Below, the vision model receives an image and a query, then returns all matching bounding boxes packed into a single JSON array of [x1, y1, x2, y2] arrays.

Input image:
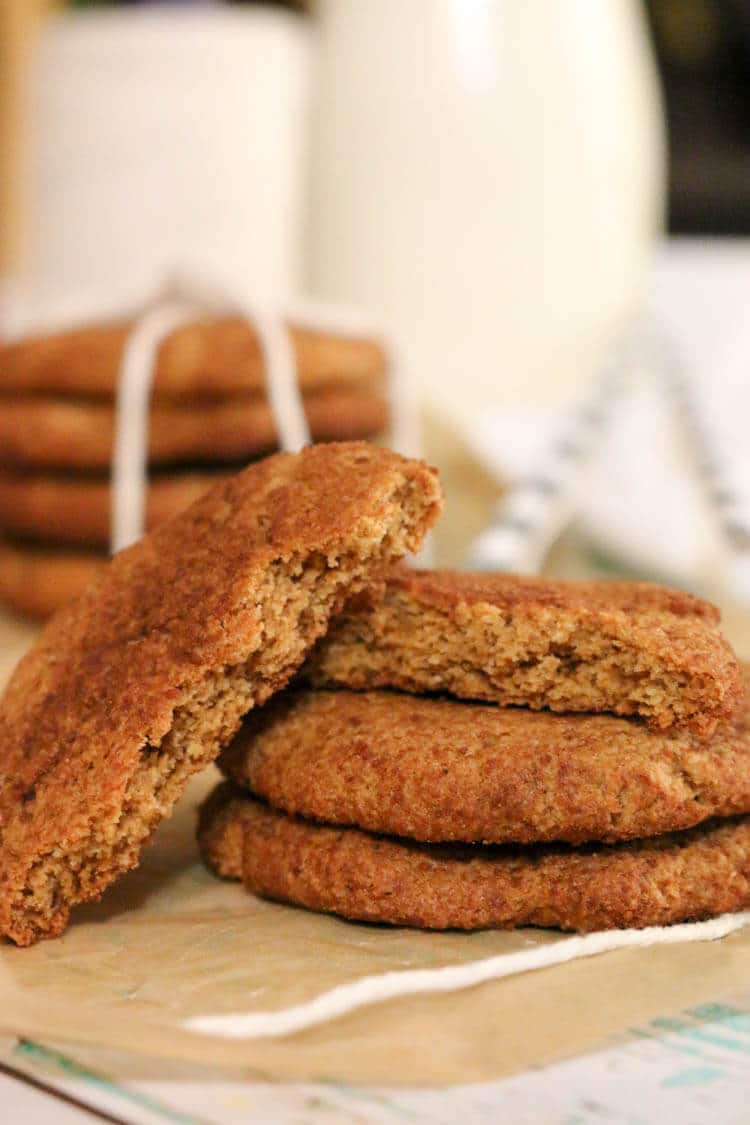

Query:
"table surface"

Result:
[[1, 992, 749, 1124]]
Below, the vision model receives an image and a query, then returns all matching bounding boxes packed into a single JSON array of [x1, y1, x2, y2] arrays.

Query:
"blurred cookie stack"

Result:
[[0, 317, 390, 619]]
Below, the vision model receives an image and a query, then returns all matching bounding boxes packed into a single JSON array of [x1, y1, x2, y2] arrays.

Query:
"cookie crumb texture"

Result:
[[219, 679, 750, 845], [199, 784, 750, 933], [0, 444, 441, 945], [308, 569, 742, 735]]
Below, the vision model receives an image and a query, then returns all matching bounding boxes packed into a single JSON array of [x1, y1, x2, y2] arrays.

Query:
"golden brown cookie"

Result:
[[198, 783, 750, 933], [0, 388, 389, 470], [307, 569, 742, 736], [198, 779, 256, 881], [0, 540, 104, 620], [0, 443, 441, 945], [0, 469, 232, 547], [0, 318, 387, 401], [219, 682, 750, 845]]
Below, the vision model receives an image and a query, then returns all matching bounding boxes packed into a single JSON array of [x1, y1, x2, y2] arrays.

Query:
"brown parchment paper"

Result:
[[2, 601, 750, 1088]]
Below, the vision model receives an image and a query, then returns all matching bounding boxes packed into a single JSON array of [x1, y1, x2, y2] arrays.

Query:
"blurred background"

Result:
[[1, 0, 750, 629]]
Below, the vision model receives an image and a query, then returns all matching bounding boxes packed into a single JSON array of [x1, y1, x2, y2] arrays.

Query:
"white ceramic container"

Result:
[[307, 0, 665, 427], [24, 7, 312, 304]]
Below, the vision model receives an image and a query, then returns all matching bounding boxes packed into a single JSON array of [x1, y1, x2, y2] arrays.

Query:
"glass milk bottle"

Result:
[[307, 0, 664, 431]]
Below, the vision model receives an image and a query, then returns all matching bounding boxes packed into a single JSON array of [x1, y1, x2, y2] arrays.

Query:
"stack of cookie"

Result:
[[0, 317, 390, 618], [200, 569, 750, 932]]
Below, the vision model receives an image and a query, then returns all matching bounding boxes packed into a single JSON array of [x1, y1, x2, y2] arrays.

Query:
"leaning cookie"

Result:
[[0, 318, 387, 400], [0, 469, 232, 547], [219, 679, 750, 845], [307, 569, 742, 736], [198, 784, 750, 933], [0, 443, 441, 945], [0, 388, 389, 470]]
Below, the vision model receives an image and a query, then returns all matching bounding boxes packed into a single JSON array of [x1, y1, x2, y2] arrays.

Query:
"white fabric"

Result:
[[468, 321, 638, 574], [183, 910, 750, 1041], [466, 241, 750, 593]]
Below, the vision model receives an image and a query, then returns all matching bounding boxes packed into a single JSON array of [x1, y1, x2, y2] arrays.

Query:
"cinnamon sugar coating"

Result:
[[307, 569, 743, 735], [0, 443, 441, 945], [219, 677, 750, 845], [198, 784, 750, 933]]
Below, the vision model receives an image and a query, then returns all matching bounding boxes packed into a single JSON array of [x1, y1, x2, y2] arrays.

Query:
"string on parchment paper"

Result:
[[183, 910, 750, 1041], [73, 269, 420, 554]]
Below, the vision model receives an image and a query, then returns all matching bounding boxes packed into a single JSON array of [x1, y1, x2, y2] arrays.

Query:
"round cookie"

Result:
[[0, 388, 390, 470], [307, 568, 742, 736], [0, 443, 441, 944], [220, 684, 750, 846], [0, 318, 387, 401], [198, 784, 750, 933], [0, 469, 232, 547], [0, 540, 105, 619]]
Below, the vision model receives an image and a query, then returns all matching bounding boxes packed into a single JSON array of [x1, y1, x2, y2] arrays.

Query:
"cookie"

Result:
[[219, 681, 750, 845], [307, 569, 742, 736], [0, 388, 389, 470], [198, 784, 750, 933], [0, 469, 232, 547], [0, 541, 104, 620], [198, 779, 256, 881], [0, 443, 441, 944], [0, 318, 387, 401]]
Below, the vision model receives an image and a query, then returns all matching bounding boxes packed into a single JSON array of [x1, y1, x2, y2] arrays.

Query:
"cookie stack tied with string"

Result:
[[0, 317, 391, 619], [200, 568, 750, 933]]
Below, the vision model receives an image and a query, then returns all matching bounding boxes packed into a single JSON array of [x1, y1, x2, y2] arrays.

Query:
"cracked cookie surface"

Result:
[[307, 569, 742, 735]]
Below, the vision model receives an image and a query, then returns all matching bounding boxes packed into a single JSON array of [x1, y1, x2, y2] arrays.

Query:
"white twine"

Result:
[[110, 276, 311, 552], [183, 910, 750, 1041], [287, 296, 422, 460], [7, 272, 422, 560], [14, 271, 418, 555], [107, 272, 419, 553], [111, 300, 199, 554]]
